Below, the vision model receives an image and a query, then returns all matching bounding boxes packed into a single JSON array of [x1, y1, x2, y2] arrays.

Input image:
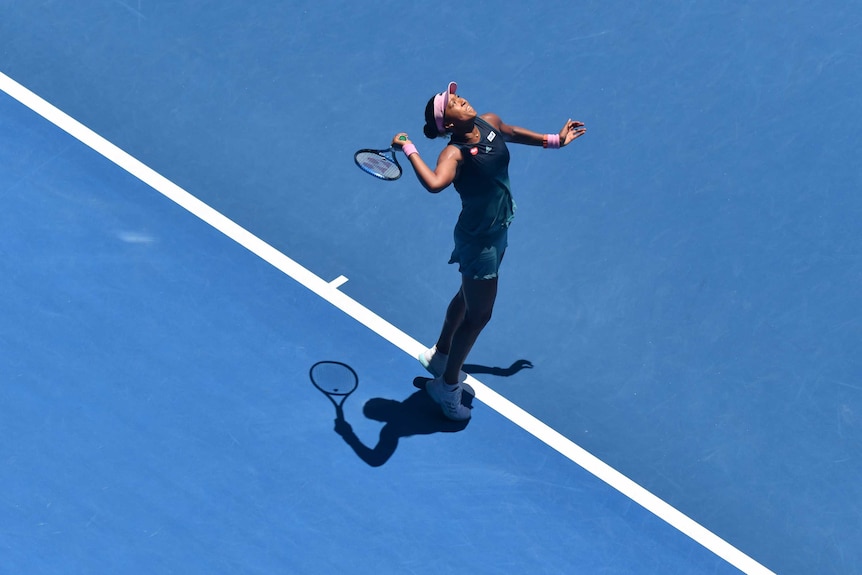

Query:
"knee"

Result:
[[466, 307, 493, 329]]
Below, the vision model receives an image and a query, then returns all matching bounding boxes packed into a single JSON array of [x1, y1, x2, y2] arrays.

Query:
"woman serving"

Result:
[[393, 81, 586, 421]]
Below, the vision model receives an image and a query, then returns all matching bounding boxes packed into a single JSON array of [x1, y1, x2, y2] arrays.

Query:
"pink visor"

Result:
[[433, 81, 458, 135]]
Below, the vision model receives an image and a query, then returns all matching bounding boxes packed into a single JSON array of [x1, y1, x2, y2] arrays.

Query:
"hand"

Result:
[[559, 119, 586, 146], [334, 417, 354, 437], [392, 133, 411, 149]]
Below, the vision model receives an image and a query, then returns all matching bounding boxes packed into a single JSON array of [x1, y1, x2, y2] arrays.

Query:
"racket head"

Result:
[[309, 361, 359, 397], [354, 147, 402, 181]]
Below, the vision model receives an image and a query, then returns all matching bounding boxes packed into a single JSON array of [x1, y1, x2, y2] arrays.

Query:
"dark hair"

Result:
[[423, 96, 440, 139]]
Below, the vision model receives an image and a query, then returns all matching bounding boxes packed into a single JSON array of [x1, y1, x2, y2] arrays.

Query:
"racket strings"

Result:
[[355, 151, 401, 180], [310, 362, 358, 395]]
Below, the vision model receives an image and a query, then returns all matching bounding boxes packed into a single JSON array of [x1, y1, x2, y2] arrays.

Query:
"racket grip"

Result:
[[402, 143, 418, 157]]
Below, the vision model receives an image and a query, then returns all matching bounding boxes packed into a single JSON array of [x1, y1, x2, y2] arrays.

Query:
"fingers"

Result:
[[570, 127, 587, 138], [568, 119, 586, 132], [561, 121, 587, 146], [558, 120, 586, 146], [392, 132, 411, 147]]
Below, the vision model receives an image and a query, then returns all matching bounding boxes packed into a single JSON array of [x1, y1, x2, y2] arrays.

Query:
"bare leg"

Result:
[[434, 289, 466, 356], [442, 276, 498, 385]]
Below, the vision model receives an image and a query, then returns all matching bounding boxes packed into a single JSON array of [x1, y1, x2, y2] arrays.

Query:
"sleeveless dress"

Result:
[[447, 116, 516, 280]]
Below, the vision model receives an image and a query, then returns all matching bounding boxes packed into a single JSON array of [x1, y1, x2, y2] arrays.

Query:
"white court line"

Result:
[[0, 71, 775, 575], [329, 275, 349, 289]]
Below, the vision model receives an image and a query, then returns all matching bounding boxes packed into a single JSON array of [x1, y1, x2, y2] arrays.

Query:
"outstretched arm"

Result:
[[482, 113, 586, 147], [391, 133, 461, 193]]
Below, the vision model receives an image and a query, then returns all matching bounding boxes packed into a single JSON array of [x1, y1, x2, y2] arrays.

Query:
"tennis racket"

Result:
[[354, 136, 406, 181], [310, 361, 359, 418]]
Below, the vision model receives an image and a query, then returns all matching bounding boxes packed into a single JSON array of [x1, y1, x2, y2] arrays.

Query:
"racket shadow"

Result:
[[334, 387, 470, 467]]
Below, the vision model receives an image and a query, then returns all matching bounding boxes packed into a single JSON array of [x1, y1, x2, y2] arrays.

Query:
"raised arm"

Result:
[[391, 132, 461, 193], [481, 113, 586, 148]]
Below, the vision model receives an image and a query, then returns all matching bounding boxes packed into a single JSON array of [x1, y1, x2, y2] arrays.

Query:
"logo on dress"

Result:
[[487, 131, 496, 142], [470, 147, 479, 156]]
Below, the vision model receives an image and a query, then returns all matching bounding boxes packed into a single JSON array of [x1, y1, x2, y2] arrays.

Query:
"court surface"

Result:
[[2, 3, 861, 574]]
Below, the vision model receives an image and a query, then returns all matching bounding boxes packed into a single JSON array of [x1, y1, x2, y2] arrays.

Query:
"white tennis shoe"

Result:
[[418, 346, 467, 383], [425, 376, 472, 421]]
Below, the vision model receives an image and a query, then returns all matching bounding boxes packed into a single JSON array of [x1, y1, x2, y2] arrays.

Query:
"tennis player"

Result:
[[393, 81, 586, 421]]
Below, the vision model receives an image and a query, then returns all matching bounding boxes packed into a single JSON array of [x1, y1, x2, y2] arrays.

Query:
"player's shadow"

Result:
[[463, 359, 533, 377], [334, 387, 470, 467]]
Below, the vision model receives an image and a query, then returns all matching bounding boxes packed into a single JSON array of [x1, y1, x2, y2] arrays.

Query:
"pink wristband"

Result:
[[544, 134, 560, 149], [402, 143, 418, 157]]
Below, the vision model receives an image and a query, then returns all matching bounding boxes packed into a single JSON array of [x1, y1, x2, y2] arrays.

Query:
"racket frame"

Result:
[[354, 146, 402, 181], [309, 360, 359, 417]]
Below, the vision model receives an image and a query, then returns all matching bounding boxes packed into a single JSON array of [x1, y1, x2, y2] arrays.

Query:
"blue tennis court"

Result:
[[2, 3, 860, 574]]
